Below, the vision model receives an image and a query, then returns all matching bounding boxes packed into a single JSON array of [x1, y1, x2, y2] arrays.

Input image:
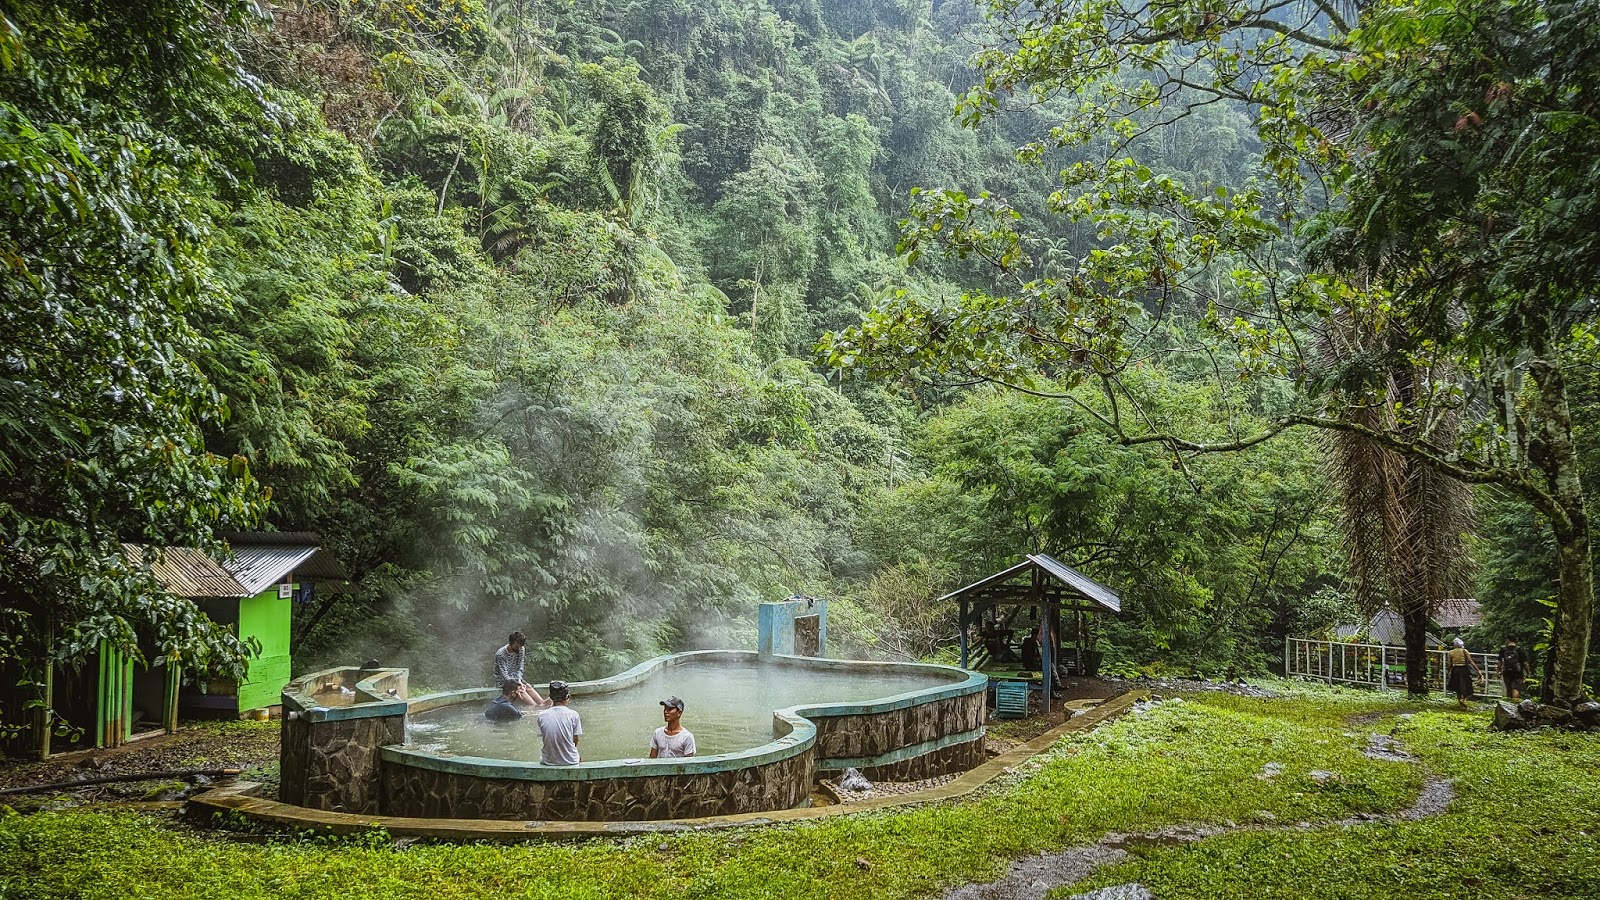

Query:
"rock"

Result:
[[1309, 770, 1338, 785], [838, 768, 873, 792], [1492, 701, 1528, 731], [854, 857, 872, 871], [1257, 762, 1284, 780], [1068, 885, 1155, 900], [1572, 701, 1600, 727], [1518, 699, 1540, 718], [1538, 704, 1574, 727]]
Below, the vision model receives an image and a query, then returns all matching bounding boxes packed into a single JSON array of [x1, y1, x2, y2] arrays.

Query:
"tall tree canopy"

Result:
[[827, 0, 1598, 697]]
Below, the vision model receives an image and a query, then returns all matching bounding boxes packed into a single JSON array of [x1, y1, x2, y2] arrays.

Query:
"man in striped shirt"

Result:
[[493, 631, 546, 706]]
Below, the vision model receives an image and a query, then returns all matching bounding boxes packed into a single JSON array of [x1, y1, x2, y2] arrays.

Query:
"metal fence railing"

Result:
[[1285, 638, 1500, 698]]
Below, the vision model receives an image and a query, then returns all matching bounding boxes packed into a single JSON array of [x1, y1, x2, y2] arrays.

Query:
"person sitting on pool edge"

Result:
[[536, 680, 582, 765], [492, 630, 547, 707], [648, 695, 696, 758], [484, 680, 524, 721]]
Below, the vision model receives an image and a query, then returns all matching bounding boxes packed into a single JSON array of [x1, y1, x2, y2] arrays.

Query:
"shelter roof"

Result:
[[223, 532, 348, 595], [125, 533, 347, 598], [122, 545, 248, 598], [1332, 608, 1442, 647], [935, 553, 1122, 613], [1435, 598, 1483, 630]]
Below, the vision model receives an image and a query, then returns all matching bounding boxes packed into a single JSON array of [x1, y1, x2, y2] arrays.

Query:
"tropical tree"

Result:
[[826, 0, 1599, 698], [0, 0, 269, 739]]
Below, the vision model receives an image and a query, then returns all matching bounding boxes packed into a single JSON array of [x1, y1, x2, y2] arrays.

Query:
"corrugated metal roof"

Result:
[[224, 544, 320, 596], [222, 532, 349, 595], [1028, 554, 1123, 613], [1436, 598, 1483, 629], [1333, 609, 1442, 647], [122, 544, 248, 598], [934, 554, 1122, 614]]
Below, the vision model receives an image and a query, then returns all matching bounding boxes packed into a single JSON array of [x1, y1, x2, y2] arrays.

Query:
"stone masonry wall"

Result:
[[858, 735, 987, 781], [809, 690, 985, 763], [379, 746, 816, 821], [280, 713, 406, 814]]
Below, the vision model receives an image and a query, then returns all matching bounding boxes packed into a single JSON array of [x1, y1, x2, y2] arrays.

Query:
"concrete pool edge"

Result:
[[388, 650, 986, 783], [188, 690, 1143, 841]]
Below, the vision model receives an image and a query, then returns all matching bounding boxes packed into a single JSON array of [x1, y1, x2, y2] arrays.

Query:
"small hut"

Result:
[[938, 554, 1122, 714], [26, 533, 344, 757]]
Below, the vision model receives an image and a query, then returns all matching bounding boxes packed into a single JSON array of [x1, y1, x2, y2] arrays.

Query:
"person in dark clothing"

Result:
[[1019, 633, 1041, 671], [1498, 636, 1528, 701], [485, 680, 524, 721], [982, 625, 1017, 663]]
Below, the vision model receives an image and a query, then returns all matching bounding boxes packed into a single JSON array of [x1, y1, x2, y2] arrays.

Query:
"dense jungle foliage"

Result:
[[2, 0, 1596, 725]]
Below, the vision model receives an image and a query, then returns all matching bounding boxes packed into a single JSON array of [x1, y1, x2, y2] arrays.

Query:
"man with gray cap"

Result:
[[536, 681, 582, 765], [648, 695, 696, 758]]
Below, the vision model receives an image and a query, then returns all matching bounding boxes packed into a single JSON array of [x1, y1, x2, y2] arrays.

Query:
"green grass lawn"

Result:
[[2, 689, 1592, 900]]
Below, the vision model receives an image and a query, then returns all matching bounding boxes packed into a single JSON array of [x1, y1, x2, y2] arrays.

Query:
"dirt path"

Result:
[[0, 720, 279, 806], [940, 711, 1452, 900]]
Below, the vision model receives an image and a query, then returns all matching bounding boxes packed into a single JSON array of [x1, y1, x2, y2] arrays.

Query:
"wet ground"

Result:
[[0, 719, 279, 808], [940, 700, 1453, 900]]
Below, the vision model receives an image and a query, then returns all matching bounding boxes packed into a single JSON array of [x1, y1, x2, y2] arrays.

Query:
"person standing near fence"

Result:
[[1446, 638, 1482, 709], [1498, 635, 1527, 701]]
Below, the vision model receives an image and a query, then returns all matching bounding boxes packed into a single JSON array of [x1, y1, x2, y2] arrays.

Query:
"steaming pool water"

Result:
[[405, 659, 963, 763]]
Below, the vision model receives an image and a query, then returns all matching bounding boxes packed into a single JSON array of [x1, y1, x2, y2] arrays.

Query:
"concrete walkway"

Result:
[[187, 691, 1142, 842]]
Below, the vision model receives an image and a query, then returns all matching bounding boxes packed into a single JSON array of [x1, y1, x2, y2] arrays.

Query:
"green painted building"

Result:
[[179, 532, 346, 718], [16, 534, 344, 758]]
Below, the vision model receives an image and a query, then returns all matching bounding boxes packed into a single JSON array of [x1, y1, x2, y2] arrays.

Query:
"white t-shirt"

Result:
[[650, 725, 696, 758], [537, 705, 582, 765]]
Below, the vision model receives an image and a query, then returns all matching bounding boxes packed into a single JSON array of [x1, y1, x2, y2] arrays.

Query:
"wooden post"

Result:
[[36, 640, 54, 759], [1038, 570, 1052, 716], [165, 658, 180, 733], [1040, 601, 1053, 716], [95, 641, 107, 749], [958, 600, 969, 669]]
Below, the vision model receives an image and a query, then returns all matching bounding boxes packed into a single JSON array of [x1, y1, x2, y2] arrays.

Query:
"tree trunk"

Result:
[[1531, 347, 1594, 700], [1549, 508, 1593, 699], [1402, 603, 1431, 698]]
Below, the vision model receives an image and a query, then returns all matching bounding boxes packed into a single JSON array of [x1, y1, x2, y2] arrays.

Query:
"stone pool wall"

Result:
[[280, 666, 408, 814], [809, 688, 986, 779], [282, 653, 988, 822], [379, 744, 817, 820]]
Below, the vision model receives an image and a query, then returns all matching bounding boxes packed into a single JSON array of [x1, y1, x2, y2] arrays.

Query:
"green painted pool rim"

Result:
[[385, 650, 987, 781]]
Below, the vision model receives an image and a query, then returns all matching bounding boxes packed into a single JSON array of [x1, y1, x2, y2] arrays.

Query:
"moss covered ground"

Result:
[[2, 688, 1594, 899]]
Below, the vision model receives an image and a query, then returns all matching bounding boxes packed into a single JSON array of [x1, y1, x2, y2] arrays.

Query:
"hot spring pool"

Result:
[[283, 651, 988, 822], [406, 658, 958, 762]]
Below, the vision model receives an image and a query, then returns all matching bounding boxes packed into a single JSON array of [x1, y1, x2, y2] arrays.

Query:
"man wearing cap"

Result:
[[536, 680, 582, 765], [648, 696, 696, 759]]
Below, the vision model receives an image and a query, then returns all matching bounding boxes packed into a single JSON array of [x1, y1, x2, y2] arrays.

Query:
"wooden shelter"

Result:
[[937, 554, 1122, 714]]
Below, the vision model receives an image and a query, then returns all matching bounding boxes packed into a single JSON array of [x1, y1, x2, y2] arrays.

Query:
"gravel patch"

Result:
[[832, 773, 958, 803]]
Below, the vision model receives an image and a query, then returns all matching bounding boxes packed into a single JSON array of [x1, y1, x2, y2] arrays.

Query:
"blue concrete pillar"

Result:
[[757, 597, 827, 657]]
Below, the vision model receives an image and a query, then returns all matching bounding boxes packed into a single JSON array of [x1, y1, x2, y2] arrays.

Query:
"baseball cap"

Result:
[[659, 696, 685, 711]]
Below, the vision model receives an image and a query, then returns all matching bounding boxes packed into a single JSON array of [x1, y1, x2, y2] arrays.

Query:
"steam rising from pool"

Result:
[[406, 660, 959, 763]]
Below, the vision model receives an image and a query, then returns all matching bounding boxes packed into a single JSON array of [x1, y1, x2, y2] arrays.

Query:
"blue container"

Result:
[[994, 680, 1029, 719]]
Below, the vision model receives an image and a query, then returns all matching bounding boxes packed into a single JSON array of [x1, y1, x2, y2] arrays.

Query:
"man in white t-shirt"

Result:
[[536, 680, 582, 765], [648, 695, 696, 758]]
